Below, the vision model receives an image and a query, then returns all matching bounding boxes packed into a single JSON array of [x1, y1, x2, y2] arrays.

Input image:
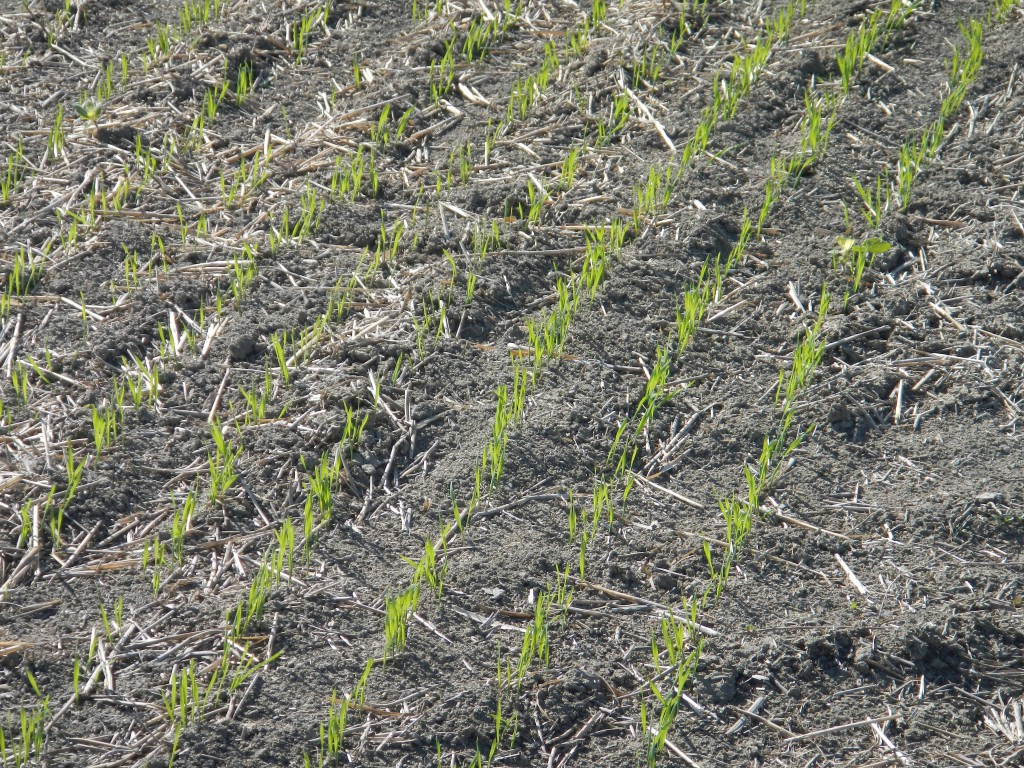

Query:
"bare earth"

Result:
[[1, 1, 1022, 767]]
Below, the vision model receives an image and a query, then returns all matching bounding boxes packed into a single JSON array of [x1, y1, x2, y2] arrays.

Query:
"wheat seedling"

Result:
[[384, 585, 419, 660], [208, 421, 241, 503]]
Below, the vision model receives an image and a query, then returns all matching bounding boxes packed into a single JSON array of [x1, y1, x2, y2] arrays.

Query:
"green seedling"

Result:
[[341, 401, 369, 456], [302, 449, 343, 555], [270, 331, 291, 385], [162, 643, 276, 737], [644, 606, 703, 765], [330, 146, 369, 202], [309, 660, 373, 767], [429, 36, 457, 106], [0, 701, 49, 767], [944, 21, 984, 119], [143, 535, 166, 594], [46, 104, 66, 162], [16, 499, 32, 548], [488, 697, 519, 763], [991, 0, 1020, 22], [384, 584, 419, 660], [456, 142, 472, 184], [52, 0, 72, 31], [745, 414, 808, 510], [893, 140, 924, 211], [411, 293, 447, 357], [97, 596, 123, 643], [1, 140, 27, 205], [482, 363, 530, 488], [837, 10, 881, 94], [10, 362, 31, 404], [120, 247, 139, 290], [700, 288, 829, 596], [498, 41, 559, 130], [90, 403, 119, 457], [73, 99, 102, 128], [230, 242, 258, 306], [179, 0, 222, 35], [608, 346, 674, 467], [121, 352, 160, 408], [291, 3, 322, 63], [757, 156, 788, 234], [395, 106, 414, 140], [23, 352, 52, 389], [705, 495, 750, 594], [241, 556, 274, 630], [775, 287, 830, 414], [230, 551, 285, 637], [592, 478, 613, 533], [789, 91, 838, 180], [675, 264, 714, 355], [679, 1, 804, 169], [273, 518, 295, 582], [631, 45, 664, 88], [852, 173, 889, 228], [63, 444, 85, 510], [234, 60, 254, 105], [566, 489, 578, 542], [462, 8, 517, 63], [5, 246, 45, 298], [472, 221, 503, 262], [876, 19, 982, 212], [208, 420, 241, 503], [559, 145, 581, 190], [169, 489, 196, 565], [403, 537, 448, 600], [371, 104, 390, 146], [633, 163, 678, 227], [835, 235, 891, 298], [525, 179, 547, 224], [669, 0, 711, 53], [351, 52, 363, 89], [268, 182, 319, 250], [202, 83, 226, 123], [238, 368, 276, 425], [317, 689, 350, 765], [220, 149, 269, 207], [142, 23, 171, 71], [72, 657, 82, 705], [515, 589, 554, 688]]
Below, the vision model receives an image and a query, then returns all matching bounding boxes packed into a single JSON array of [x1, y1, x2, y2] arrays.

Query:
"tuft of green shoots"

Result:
[[643, 604, 703, 765], [234, 60, 254, 105], [207, 420, 241, 503], [1, 140, 27, 205], [834, 235, 891, 301], [47, 104, 66, 162], [383, 584, 419, 660]]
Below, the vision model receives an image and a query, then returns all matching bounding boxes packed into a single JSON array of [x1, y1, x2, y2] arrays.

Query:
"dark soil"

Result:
[[1, 0, 1022, 767]]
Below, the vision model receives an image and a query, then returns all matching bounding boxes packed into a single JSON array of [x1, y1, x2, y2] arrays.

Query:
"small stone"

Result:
[[652, 572, 676, 591], [697, 673, 736, 704], [853, 642, 875, 675], [228, 333, 257, 361]]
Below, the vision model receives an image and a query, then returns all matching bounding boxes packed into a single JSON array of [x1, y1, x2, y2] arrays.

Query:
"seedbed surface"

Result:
[[1, 0, 1022, 766]]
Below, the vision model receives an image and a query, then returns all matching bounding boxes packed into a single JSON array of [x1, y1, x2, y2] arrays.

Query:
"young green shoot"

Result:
[[208, 420, 241, 503]]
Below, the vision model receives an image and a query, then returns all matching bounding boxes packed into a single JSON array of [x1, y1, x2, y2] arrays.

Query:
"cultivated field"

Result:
[[1, 0, 1023, 765]]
